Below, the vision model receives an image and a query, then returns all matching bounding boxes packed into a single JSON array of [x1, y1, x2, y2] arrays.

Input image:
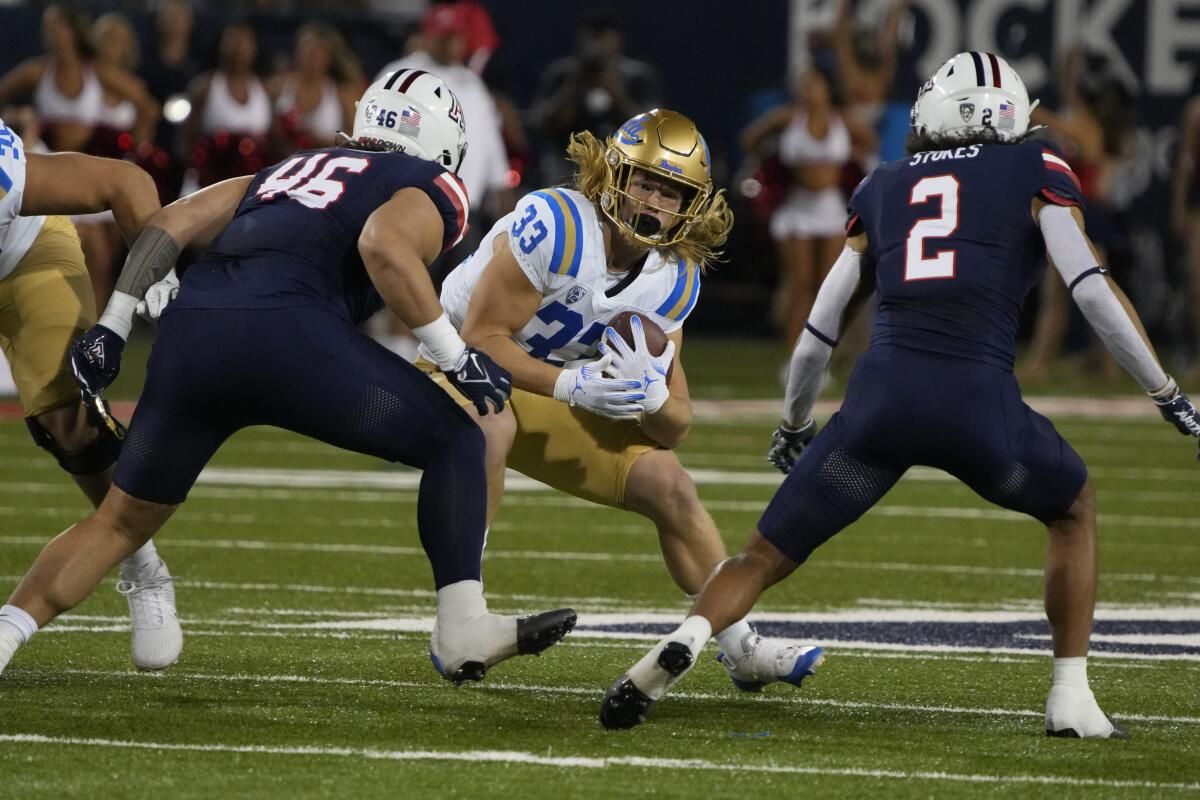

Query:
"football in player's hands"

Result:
[[605, 311, 674, 382]]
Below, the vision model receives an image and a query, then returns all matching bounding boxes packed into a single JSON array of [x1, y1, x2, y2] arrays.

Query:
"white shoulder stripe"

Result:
[[1042, 152, 1073, 171], [435, 172, 470, 217]]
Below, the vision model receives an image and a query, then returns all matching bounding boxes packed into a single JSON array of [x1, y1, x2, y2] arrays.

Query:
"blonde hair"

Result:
[[565, 130, 734, 270]]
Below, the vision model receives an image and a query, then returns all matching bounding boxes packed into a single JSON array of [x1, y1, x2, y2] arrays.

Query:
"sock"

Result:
[[627, 616, 712, 699], [1052, 656, 1089, 690], [714, 619, 754, 655], [674, 616, 714, 654], [122, 540, 160, 574], [0, 604, 38, 644], [436, 579, 487, 624]]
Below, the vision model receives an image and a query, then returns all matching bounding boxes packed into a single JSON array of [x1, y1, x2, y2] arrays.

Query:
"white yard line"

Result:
[[2, 732, 1195, 790], [26, 670, 1200, 725]]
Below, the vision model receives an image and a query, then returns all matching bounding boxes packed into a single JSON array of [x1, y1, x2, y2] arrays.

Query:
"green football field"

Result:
[[0, 337, 1197, 798]]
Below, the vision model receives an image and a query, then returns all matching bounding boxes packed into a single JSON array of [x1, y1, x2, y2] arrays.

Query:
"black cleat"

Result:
[[600, 676, 654, 730], [1047, 715, 1130, 740], [449, 660, 487, 685], [516, 608, 577, 655]]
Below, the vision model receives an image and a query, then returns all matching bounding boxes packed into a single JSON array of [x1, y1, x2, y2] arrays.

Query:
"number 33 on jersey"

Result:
[[439, 187, 701, 366]]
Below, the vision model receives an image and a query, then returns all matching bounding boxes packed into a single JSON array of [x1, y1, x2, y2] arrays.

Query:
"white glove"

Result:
[[553, 351, 645, 419], [599, 315, 676, 415], [136, 268, 180, 322]]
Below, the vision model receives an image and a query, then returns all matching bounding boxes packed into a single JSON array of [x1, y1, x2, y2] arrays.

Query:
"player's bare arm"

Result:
[[22, 152, 160, 244], [69, 176, 254, 398], [361, 188, 511, 416], [359, 188, 447, 330], [461, 233, 564, 397]]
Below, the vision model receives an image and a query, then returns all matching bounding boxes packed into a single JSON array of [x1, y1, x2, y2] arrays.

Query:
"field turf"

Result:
[[0, 336, 1197, 798]]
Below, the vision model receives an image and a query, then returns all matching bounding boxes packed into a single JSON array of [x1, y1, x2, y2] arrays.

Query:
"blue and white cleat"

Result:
[[717, 633, 825, 692]]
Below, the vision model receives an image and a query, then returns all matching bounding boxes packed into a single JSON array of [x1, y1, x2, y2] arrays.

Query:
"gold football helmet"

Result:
[[600, 109, 714, 247]]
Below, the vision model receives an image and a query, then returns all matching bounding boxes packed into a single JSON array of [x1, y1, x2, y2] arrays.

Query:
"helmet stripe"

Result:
[[986, 53, 1002, 88], [382, 69, 408, 90], [398, 69, 429, 93], [968, 52, 986, 86]]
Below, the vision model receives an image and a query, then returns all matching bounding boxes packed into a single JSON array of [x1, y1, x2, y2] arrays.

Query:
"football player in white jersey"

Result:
[[423, 109, 824, 693], [0, 117, 182, 670]]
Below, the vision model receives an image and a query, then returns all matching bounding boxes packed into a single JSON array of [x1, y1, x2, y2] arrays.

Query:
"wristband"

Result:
[[412, 313, 467, 372], [97, 291, 138, 340]]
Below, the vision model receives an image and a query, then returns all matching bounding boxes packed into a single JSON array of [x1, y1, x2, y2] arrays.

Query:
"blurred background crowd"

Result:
[[0, 0, 1197, 387]]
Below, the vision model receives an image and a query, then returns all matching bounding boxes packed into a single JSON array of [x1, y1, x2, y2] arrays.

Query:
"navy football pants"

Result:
[[114, 307, 486, 588], [759, 345, 1088, 565]]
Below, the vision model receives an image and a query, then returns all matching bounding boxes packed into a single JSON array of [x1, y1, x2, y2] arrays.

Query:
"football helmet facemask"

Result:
[[600, 109, 714, 247]]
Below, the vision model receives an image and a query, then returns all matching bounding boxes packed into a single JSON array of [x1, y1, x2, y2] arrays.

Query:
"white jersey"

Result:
[[0, 119, 46, 281], [439, 187, 701, 366]]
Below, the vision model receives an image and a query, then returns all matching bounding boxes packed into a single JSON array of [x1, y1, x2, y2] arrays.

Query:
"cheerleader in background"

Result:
[[180, 21, 272, 192], [272, 23, 362, 152]]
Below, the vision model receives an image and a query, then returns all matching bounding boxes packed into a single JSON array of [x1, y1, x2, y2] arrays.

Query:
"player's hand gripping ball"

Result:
[[601, 312, 675, 415]]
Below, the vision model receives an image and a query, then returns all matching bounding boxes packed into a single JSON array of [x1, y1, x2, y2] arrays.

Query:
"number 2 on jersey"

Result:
[[905, 175, 959, 281]]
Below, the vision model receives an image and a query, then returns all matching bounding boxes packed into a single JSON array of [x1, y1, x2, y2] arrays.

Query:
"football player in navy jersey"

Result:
[[601, 53, 1200, 736], [0, 71, 576, 685]]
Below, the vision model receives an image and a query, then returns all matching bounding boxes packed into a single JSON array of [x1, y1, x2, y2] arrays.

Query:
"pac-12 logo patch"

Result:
[[959, 102, 975, 122], [565, 285, 587, 305]]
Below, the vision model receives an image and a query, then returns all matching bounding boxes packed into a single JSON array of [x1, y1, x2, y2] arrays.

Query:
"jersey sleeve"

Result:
[[0, 119, 28, 214], [506, 188, 586, 295], [1029, 140, 1085, 208], [409, 161, 470, 254], [651, 257, 701, 334], [845, 174, 872, 236]]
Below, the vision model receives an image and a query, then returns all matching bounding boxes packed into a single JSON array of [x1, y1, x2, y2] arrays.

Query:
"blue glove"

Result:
[[447, 347, 512, 415], [767, 419, 817, 474], [1151, 380, 1200, 460], [69, 324, 126, 398]]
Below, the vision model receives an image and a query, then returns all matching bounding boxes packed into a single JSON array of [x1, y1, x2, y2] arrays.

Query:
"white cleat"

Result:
[[117, 558, 182, 671], [1045, 685, 1129, 739], [0, 628, 21, 676], [429, 608, 576, 685], [718, 632, 825, 692]]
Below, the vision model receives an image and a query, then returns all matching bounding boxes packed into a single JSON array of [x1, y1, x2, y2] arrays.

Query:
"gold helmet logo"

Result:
[[601, 109, 714, 247]]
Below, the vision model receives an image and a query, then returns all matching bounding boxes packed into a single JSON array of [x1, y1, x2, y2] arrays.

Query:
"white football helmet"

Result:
[[910, 52, 1039, 142], [348, 69, 468, 172]]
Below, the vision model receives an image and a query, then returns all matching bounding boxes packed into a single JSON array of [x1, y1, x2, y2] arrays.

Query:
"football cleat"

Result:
[[430, 608, 576, 685], [600, 639, 696, 730], [717, 633, 825, 692], [1045, 685, 1130, 739], [0, 627, 21, 676], [117, 558, 182, 671]]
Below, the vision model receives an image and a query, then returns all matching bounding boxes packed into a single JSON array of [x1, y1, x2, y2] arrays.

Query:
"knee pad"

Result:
[[26, 409, 125, 475]]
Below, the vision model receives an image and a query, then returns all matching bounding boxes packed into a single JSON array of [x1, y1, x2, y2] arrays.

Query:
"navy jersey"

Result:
[[847, 138, 1085, 369], [172, 147, 469, 325]]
